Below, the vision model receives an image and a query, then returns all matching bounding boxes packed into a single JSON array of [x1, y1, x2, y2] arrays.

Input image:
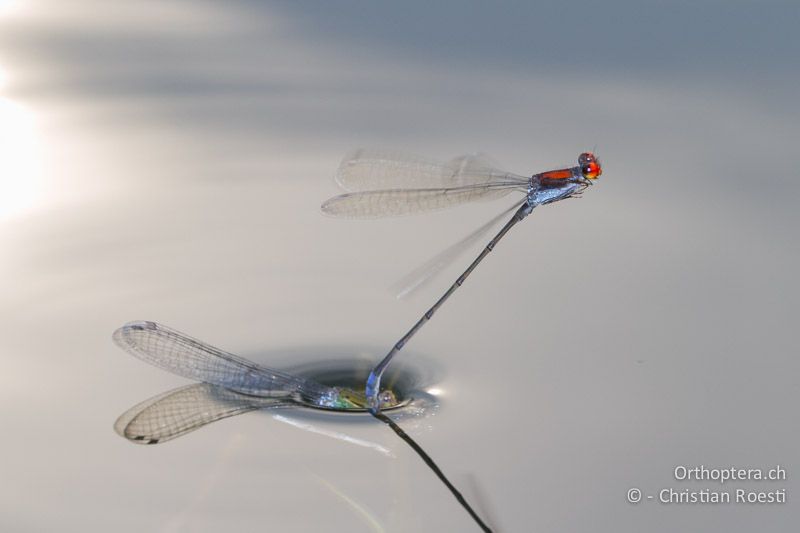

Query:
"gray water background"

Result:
[[0, 1, 797, 531]]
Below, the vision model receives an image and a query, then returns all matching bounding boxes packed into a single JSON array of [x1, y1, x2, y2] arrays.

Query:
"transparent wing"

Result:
[[113, 321, 331, 399], [335, 148, 528, 192], [114, 383, 291, 444], [321, 182, 524, 218], [392, 201, 526, 298]]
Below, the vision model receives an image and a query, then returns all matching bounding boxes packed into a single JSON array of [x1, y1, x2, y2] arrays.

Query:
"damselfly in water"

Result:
[[113, 322, 488, 530], [113, 321, 405, 444], [322, 149, 603, 412]]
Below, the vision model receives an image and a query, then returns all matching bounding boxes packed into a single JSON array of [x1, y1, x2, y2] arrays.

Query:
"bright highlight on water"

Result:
[[322, 149, 602, 412]]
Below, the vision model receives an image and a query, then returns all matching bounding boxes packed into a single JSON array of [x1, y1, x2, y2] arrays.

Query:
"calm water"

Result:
[[1, 1, 798, 531]]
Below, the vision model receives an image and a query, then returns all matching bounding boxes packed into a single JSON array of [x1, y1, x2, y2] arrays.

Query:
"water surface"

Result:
[[1, 1, 798, 531]]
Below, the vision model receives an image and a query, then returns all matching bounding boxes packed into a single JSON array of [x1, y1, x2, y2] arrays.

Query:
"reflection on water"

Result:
[[0, 0, 20, 16], [313, 473, 386, 533], [273, 414, 394, 458], [0, 95, 41, 217]]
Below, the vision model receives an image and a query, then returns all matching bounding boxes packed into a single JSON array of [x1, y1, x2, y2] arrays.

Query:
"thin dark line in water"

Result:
[[371, 411, 493, 533]]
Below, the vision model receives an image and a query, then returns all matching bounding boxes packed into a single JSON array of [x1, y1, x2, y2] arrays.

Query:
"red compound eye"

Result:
[[582, 161, 601, 179]]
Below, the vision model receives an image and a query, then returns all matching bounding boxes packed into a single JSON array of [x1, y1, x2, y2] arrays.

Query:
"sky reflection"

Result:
[[0, 95, 41, 217]]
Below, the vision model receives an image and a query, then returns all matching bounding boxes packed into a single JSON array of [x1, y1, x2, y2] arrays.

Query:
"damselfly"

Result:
[[113, 321, 404, 444], [113, 322, 487, 530], [322, 149, 602, 411]]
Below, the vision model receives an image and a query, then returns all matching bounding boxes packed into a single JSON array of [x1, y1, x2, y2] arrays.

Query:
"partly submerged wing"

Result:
[[335, 149, 527, 192], [321, 182, 523, 218], [115, 383, 290, 444], [113, 321, 331, 398]]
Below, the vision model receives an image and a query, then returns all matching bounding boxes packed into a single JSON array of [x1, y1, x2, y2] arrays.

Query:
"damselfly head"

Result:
[[378, 390, 399, 408], [579, 152, 602, 180]]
